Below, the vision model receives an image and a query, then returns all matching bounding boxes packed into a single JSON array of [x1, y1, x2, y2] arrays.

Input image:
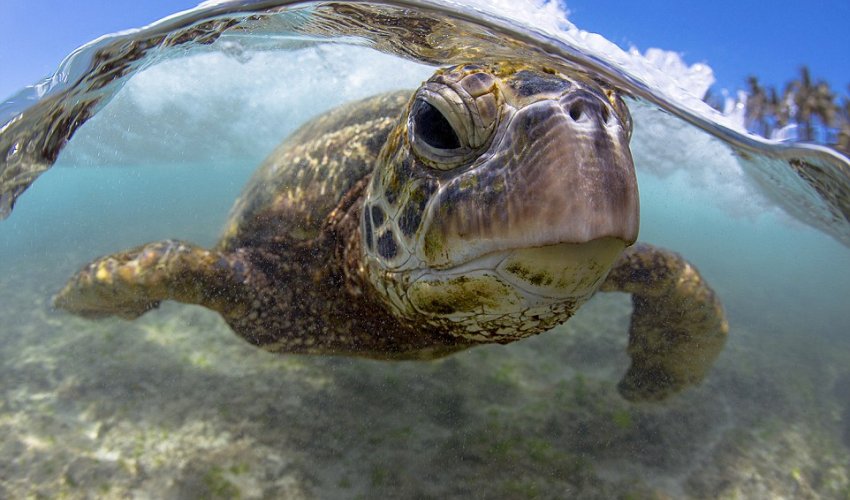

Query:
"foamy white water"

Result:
[[2, 0, 847, 248]]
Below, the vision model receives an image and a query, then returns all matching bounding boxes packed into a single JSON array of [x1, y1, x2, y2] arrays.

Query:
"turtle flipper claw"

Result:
[[600, 243, 729, 402], [54, 240, 249, 320]]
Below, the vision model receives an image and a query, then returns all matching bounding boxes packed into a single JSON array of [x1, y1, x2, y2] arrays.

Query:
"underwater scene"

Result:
[[1, 1, 849, 498]]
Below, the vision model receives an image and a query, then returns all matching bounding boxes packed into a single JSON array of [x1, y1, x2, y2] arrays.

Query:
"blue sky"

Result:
[[566, 0, 850, 96], [1, 0, 849, 101]]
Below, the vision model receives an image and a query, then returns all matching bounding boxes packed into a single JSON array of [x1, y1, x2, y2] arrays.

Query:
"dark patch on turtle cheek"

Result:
[[399, 198, 426, 238], [397, 155, 414, 181], [398, 179, 436, 239], [385, 185, 399, 206], [384, 155, 414, 207], [377, 231, 399, 260], [364, 210, 374, 252], [371, 204, 386, 227]]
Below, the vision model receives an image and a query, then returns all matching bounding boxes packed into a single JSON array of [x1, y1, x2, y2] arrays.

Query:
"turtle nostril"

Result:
[[569, 102, 584, 121]]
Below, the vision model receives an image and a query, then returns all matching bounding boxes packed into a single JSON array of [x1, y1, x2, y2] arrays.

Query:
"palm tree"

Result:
[[745, 76, 768, 135], [812, 80, 838, 142], [768, 86, 790, 130], [787, 66, 816, 140], [733, 68, 847, 148], [837, 87, 850, 154]]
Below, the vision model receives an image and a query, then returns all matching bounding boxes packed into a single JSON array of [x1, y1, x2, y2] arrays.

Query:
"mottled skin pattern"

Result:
[[600, 243, 728, 400], [54, 63, 728, 400]]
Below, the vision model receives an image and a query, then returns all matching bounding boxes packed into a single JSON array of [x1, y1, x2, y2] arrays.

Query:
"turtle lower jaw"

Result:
[[493, 237, 627, 299], [404, 237, 626, 318]]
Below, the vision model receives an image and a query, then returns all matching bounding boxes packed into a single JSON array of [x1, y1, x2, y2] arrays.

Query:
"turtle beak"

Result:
[[419, 89, 639, 268]]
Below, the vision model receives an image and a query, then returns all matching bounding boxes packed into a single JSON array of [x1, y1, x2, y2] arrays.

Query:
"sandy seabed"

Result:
[[0, 256, 848, 500]]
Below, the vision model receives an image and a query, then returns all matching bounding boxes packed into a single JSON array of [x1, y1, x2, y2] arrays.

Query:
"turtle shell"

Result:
[[218, 91, 411, 250]]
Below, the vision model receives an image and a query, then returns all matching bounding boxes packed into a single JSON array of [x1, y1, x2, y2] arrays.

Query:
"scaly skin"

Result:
[[54, 63, 728, 400], [54, 183, 472, 360], [600, 243, 729, 401]]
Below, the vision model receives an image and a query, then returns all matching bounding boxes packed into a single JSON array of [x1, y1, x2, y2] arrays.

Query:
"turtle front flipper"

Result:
[[600, 243, 729, 402], [54, 240, 250, 320]]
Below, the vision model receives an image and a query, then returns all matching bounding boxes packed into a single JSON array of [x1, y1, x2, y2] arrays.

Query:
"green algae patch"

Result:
[[408, 274, 520, 315]]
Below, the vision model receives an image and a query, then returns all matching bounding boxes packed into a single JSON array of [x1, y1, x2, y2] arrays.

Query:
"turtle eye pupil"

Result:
[[413, 99, 461, 150]]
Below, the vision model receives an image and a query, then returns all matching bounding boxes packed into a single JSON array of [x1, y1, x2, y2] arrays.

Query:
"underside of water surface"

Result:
[[0, 1, 849, 498]]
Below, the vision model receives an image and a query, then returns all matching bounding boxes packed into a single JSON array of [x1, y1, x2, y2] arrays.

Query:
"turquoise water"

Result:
[[6, 162, 849, 345], [1, 1, 849, 497], [638, 172, 850, 345], [2, 160, 848, 497]]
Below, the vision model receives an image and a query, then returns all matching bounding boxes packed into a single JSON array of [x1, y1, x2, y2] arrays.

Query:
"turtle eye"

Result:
[[412, 99, 461, 150], [409, 77, 501, 170]]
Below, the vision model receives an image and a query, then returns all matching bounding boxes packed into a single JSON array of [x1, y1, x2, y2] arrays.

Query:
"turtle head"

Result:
[[361, 63, 638, 342]]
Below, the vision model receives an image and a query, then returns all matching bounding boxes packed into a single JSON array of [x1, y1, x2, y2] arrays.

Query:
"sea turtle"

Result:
[[53, 63, 728, 401]]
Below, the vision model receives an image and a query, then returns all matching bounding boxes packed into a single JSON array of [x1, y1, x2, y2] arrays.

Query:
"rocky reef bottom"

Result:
[[1, 262, 848, 499]]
